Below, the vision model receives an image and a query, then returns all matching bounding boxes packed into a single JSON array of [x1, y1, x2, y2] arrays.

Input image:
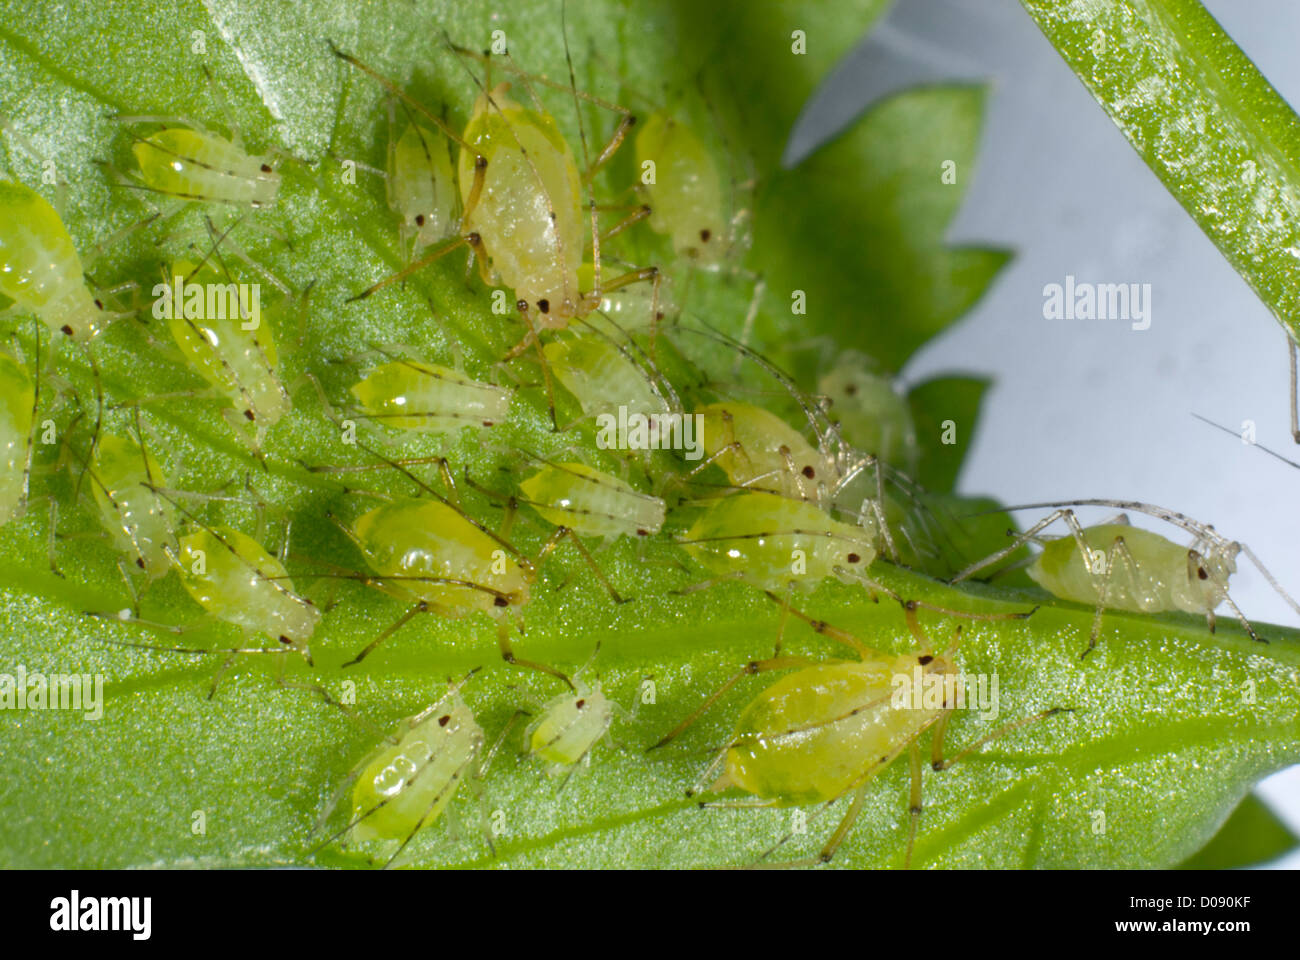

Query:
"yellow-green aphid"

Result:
[[349, 358, 512, 433], [0, 182, 107, 340], [458, 83, 587, 323], [950, 498, 1300, 656], [695, 401, 830, 502], [0, 349, 36, 524], [660, 602, 1052, 867], [518, 461, 666, 539], [347, 688, 485, 847], [679, 490, 878, 590], [387, 120, 457, 253], [131, 126, 279, 207], [818, 352, 917, 471], [544, 331, 674, 421], [349, 497, 530, 619], [165, 258, 290, 443], [175, 525, 320, 654], [635, 113, 727, 266], [88, 433, 176, 580], [526, 677, 615, 775]]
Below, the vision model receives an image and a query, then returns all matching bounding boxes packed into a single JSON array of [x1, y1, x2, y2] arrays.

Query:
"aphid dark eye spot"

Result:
[[415, 214, 426, 226], [845, 383, 858, 396], [636, 528, 649, 536], [260, 163, 273, 173], [1198, 567, 1209, 580], [801, 466, 815, 478], [699, 228, 712, 242], [475, 156, 488, 170], [94, 299, 104, 309], [918, 654, 934, 665], [136, 557, 146, 569], [244, 409, 256, 421], [847, 553, 861, 564], [482, 420, 494, 427], [279, 635, 291, 645], [438, 714, 451, 727], [493, 596, 509, 607], [537, 299, 550, 314], [575, 699, 586, 709], [516, 299, 529, 312], [60, 325, 74, 336]]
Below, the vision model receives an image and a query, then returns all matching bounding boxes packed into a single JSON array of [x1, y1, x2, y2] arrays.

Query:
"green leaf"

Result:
[[1019, 0, 1300, 343], [907, 374, 989, 494], [751, 85, 1013, 373], [0, 0, 1296, 871], [1177, 793, 1297, 870]]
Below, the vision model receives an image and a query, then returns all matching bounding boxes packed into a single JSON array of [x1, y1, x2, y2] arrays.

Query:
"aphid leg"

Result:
[[532, 525, 628, 604], [929, 706, 1073, 775], [904, 742, 924, 869], [761, 589, 870, 658], [647, 654, 821, 752], [1080, 535, 1140, 659], [597, 203, 653, 244], [345, 232, 481, 303], [495, 620, 576, 690], [342, 601, 430, 667], [512, 299, 559, 430], [949, 508, 1077, 584], [1190, 548, 1263, 644]]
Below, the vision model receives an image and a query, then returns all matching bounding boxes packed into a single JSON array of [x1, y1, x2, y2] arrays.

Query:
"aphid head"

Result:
[[1190, 545, 1237, 605]]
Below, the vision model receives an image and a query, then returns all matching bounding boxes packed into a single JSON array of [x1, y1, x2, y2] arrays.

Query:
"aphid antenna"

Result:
[[1192, 412, 1300, 471], [327, 40, 478, 154]]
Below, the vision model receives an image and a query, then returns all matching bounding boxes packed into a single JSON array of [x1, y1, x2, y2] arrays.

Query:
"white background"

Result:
[[789, 0, 1300, 868]]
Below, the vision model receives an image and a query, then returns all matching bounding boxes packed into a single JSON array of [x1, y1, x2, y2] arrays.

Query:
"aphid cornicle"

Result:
[[348, 355, 512, 433], [86, 431, 177, 581], [950, 498, 1300, 656], [128, 124, 280, 208], [0, 348, 37, 525], [0, 181, 108, 340], [653, 600, 1053, 868]]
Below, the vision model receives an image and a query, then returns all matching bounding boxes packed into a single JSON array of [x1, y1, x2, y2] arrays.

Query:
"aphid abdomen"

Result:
[[176, 526, 319, 646], [0, 182, 103, 340], [635, 113, 725, 264], [0, 351, 35, 524], [352, 499, 528, 614], [544, 335, 667, 418], [723, 659, 939, 804], [458, 87, 584, 321], [1028, 524, 1184, 614], [519, 463, 665, 539], [351, 695, 484, 842], [133, 128, 279, 207], [89, 434, 176, 580], [696, 402, 825, 500], [528, 685, 613, 769], [388, 123, 457, 249], [681, 492, 876, 587], [166, 261, 289, 426], [349, 361, 511, 432]]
